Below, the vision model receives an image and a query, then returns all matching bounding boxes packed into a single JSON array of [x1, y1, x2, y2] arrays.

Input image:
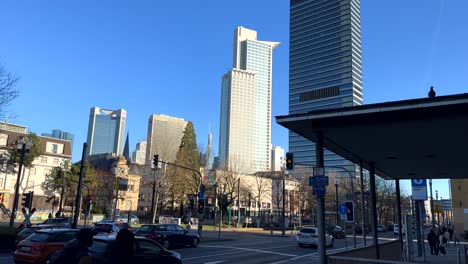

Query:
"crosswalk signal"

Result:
[[286, 152, 294, 170], [198, 199, 205, 215], [345, 201, 354, 223], [21, 191, 34, 209]]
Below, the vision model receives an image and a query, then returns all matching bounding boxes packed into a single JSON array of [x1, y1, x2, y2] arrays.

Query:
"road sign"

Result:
[[309, 176, 329, 188], [341, 214, 346, 221], [313, 188, 326, 197], [411, 179, 427, 200], [339, 204, 347, 215]]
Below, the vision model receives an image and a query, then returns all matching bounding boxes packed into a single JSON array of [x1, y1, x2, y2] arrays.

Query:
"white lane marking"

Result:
[[0, 256, 13, 260], [200, 245, 298, 257], [183, 251, 244, 260], [204, 261, 227, 264], [258, 245, 297, 250]]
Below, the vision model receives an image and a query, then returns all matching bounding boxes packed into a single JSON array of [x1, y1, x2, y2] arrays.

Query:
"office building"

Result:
[[86, 107, 126, 156], [289, 0, 362, 174], [42, 129, 75, 152], [132, 140, 147, 165], [219, 26, 280, 173], [271, 145, 285, 171], [145, 114, 187, 164]]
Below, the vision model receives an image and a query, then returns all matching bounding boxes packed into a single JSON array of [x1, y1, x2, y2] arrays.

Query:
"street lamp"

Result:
[[334, 177, 339, 226], [9, 136, 33, 228]]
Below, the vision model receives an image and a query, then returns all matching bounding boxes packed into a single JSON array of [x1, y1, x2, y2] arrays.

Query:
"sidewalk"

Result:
[[413, 242, 467, 263]]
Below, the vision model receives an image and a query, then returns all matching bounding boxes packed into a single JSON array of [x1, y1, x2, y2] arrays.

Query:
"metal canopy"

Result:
[[276, 93, 468, 180]]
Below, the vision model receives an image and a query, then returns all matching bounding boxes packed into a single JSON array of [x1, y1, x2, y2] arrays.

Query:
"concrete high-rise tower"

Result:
[[219, 26, 280, 173], [86, 107, 126, 156], [289, 0, 362, 174], [205, 129, 213, 170], [132, 140, 147, 165], [145, 114, 187, 164]]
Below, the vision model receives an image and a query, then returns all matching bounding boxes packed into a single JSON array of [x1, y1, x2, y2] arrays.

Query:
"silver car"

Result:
[[297, 226, 334, 248], [113, 214, 139, 224]]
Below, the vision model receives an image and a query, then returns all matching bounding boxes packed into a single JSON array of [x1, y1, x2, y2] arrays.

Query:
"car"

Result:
[[135, 224, 200, 249], [354, 225, 370, 234], [90, 235, 181, 264], [325, 225, 346, 239], [14, 229, 79, 264], [393, 224, 406, 235], [113, 214, 139, 224], [15, 225, 68, 247], [91, 222, 122, 235], [94, 220, 133, 231], [377, 225, 386, 232], [40, 217, 73, 228], [296, 226, 334, 248]]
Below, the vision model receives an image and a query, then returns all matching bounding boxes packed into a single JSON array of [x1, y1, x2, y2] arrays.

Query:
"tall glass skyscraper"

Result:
[[289, 0, 362, 174], [86, 107, 126, 157], [219, 26, 280, 173]]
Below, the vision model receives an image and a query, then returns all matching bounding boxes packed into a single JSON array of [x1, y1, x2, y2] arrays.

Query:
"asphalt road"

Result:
[[0, 230, 397, 264]]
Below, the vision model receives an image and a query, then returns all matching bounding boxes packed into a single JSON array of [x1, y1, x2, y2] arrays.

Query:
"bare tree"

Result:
[[0, 65, 19, 117]]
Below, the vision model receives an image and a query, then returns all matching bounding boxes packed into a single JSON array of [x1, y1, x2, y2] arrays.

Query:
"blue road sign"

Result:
[[411, 179, 426, 187], [309, 176, 329, 188], [339, 204, 348, 215], [313, 188, 326, 197]]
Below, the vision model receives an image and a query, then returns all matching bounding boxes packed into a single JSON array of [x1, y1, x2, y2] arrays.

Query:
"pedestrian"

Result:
[[49, 228, 94, 264], [448, 226, 454, 242], [438, 228, 447, 255], [427, 229, 437, 255], [111, 228, 135, 264], [443, 228, 451, 248]]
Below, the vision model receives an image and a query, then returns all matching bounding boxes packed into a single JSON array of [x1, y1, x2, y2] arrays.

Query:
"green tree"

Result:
[[6, 133, 44, 168], [167, 122, 201, 204]]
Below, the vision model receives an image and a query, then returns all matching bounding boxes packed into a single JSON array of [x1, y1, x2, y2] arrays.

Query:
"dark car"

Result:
[[355, 225, 370, 234], [15, 225, 68, 246], [14, 229, 78, 264], [41, 217, 72, 228], [90, 235, 181, 264], [135, 224, 199, 249], [325, 225, 346, 239]]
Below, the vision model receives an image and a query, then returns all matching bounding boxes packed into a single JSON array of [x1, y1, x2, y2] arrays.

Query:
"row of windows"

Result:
[[291, 1, 348, 24], [291, 47, 351, 69], [291, 61, 352, 83], [299, 86, 340, 102], [291, 38, 352, 59], [291, 11, 351, 36], [291, 21, 351, 48], [291, 33, 351, 54]]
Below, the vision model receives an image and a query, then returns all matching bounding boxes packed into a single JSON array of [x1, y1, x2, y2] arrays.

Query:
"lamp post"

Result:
[[435, 190, 439, 224], [429, 179, 435, 226], [9, 136, 32, 229], [334, 178, 339, 226]]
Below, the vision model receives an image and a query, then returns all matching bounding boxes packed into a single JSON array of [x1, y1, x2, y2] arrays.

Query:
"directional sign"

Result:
[[411, 179, 427, 200], [313, 188, 326, 197], [309, 176, 329, 188], [339, 204, 348, 215]]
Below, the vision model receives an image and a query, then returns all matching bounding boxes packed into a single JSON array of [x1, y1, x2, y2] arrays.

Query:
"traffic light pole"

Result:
[[9, 143, 26, 229]]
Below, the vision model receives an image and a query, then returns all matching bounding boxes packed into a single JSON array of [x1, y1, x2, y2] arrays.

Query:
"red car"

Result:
[[14, 229, 78, 264]]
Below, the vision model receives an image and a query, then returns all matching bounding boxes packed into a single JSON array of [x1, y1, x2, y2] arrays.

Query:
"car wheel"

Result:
[[298, 243, 304, 247], [163, 240, 170, 249], [191, 238, 199, 247]]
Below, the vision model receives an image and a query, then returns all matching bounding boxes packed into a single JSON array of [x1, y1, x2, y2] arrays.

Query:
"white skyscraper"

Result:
[[271, 145, 285, 171], [219, 26, 280, 173], [132, 140, 147, 165], [86, 107, 126, 157]]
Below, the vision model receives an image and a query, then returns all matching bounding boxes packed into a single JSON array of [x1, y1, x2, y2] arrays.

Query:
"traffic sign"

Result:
[[309, 176, 329, 188], [339, 204, 347, 215], [411, 179, 427, 200], [313, 187, 326, 197]]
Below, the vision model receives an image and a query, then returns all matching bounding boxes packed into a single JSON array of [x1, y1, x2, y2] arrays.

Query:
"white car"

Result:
[[297, 226, 334, 248]]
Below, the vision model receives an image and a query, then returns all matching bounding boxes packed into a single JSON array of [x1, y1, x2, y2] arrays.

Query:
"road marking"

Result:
[[184, 250, 245, 260], [200, 245, 298, 257], [0, 256, 13, 260]]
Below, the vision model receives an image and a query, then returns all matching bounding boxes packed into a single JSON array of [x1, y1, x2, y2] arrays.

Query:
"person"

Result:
[[427, 229, 437, 255], [111, 228, 135, 264], [448, 226, 454, 243], [438, 228, 447, 256], [49, 228, 94, 264], [443, 228, 451, 247]]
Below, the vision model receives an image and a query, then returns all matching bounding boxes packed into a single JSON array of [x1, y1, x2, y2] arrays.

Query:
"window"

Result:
[[0, 134, 8, 147], [128, 181, 135, 192], [51, 144, 58, 154], [299, 86, 340, 102], [53, 158, 59, 165], [136, 240, 161, 255], [41, 157, 47, 164]]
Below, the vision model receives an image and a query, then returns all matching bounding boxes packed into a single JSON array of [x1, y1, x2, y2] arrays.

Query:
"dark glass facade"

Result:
[[289, 0, 362, 174]]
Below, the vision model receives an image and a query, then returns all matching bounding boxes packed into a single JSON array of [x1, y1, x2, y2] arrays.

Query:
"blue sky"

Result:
[[1, 0, 466, 199]]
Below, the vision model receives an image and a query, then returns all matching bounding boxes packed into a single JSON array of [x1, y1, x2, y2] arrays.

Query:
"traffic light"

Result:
[[345, 201, 354, 223], [286, 152, 294, 170], [198, 198, 205, 215], [21, 191, 34, 209], [153, 154, 159, 169]]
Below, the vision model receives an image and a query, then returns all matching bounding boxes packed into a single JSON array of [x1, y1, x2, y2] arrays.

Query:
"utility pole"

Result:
[[359, 162, 367, 246], [150, 154, 159, 224], [72, 142, 87, 229], [282, 169, 286, 236], [429, 179, 435, 226], [334, 178, 339, 226], [9, 138, 28, 229], [237, 177, 241, 228]]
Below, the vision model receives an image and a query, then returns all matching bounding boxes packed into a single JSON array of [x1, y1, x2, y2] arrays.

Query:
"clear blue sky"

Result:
[[1, 0, 466, 199]]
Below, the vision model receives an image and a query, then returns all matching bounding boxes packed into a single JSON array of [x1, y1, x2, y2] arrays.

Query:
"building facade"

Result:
[[0, 123, 72, 209], [41, 129, 74, 152], [219, 26, 280, 173], [145, 114, 187, 165], [271, 145, 285, 171], [86, 107, 126, 157], [289, 0, 363, 174], [132, 141, 147, 165]]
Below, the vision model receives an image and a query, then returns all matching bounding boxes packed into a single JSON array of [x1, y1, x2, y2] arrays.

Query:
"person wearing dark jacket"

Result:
[[427, 229, 437, 255], [111, 228, 136, 264]]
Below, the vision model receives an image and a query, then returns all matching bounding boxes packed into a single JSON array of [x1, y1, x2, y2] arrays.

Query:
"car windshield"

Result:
[[44, 218, 69, 224], [300, 228, 316, 234], [137, 225, 153, 233], [18, 227, 39, 236], [27, 233, 52, 242]]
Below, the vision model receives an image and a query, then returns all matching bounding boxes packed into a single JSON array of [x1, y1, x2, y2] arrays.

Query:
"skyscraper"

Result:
[[271, 145, 285, 171], [132, 140, 147, 165], [289, 0, 362, 174], [145, 114, 187, 164], [219, 26, 280, 173], [41, 129, 75, 152], [205, 129, 213, 170], [86, 107, 126, 156]]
